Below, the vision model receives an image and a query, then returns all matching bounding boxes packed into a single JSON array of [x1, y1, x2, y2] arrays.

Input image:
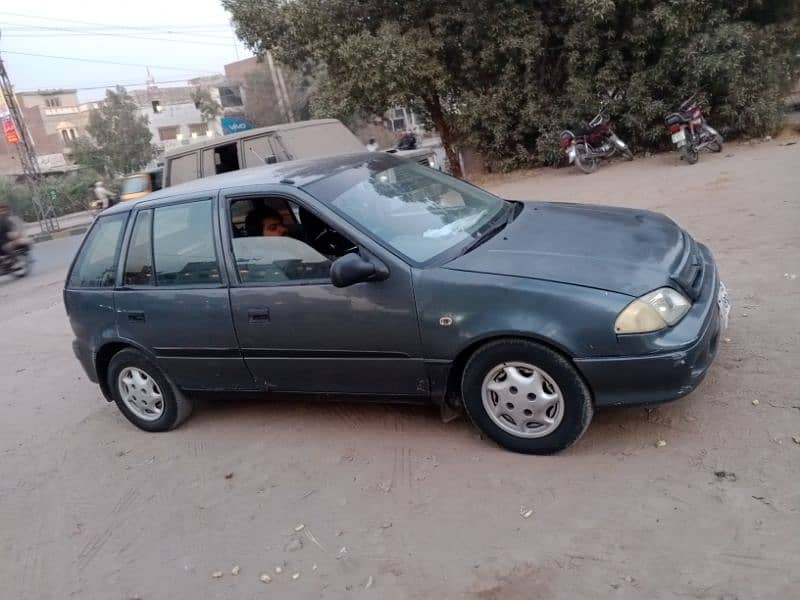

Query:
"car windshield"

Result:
[[306, 159, 506, 263], [121, 175, 148, 194]]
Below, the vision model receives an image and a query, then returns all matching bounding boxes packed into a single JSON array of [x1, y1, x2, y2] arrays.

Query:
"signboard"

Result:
[[221, 116, 253, 135], [2, 117, 19, 144], [37, 153, 68, 170]]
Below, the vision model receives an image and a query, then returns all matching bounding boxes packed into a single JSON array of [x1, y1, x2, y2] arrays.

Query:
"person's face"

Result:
[[261, 216, 287, 237]]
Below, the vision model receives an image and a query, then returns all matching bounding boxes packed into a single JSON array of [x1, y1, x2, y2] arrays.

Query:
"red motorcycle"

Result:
[[664, 94, 723, 165], [560, 109, 633, 174]]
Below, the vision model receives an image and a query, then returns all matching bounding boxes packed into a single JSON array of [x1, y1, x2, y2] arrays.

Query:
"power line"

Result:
[[1, 50, 222, 73], [0, 23, 238, 46], [0, 11, 233, 31]]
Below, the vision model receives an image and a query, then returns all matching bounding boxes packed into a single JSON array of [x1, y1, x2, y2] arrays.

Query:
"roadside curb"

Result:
[[32, 226, 90, 244]]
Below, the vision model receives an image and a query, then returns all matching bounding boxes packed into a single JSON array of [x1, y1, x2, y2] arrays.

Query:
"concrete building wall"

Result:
[[132, 86, 222, 153], [18, 90, 79, 110]]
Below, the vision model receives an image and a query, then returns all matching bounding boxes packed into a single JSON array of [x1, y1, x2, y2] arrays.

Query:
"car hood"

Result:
[[444, 201, 687, 297]]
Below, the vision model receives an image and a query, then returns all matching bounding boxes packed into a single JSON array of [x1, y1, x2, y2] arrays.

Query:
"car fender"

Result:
[[413, 268, 631, 362]]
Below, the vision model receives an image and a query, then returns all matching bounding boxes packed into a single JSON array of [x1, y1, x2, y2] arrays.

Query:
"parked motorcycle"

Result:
[[560, 109, 633, 174], [664, 94, 723, 165], [0, 243, 32, 279]]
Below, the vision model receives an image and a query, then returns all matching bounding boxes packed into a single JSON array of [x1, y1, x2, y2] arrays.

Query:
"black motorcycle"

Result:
[[664, 94, 723, 165], [0, 243, 33, 279]]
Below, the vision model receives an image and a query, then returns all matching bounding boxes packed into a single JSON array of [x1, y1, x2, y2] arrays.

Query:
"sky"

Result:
[[0, 0, 253, 102]]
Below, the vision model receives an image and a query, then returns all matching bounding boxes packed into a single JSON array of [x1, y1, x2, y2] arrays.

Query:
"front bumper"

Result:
[[576, 302, 721, 407], [576, 244, 724, 407]]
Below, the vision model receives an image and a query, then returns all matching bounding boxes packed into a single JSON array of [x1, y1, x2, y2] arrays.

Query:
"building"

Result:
[[131, 83, 224, 153], [384, 105, 425, 135], [0, 89, 97, 177]]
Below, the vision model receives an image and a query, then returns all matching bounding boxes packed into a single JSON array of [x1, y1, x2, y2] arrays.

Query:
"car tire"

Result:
[[107, 348, 193, 432], [461, 339, 593, 454]]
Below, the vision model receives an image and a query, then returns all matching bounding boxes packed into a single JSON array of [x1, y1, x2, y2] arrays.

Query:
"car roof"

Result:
[[162, 118, 343, 157], [102, 152, 402, 215]]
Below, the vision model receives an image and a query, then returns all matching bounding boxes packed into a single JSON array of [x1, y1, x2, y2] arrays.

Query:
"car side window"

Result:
[[229, 197, 355, 285], [153, 200, 221, 286], [68, 213, 127, 288], [123, 210, 153, 286]]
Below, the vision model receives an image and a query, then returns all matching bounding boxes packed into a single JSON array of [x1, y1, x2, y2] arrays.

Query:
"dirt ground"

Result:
[[1, 139, 799, 599]]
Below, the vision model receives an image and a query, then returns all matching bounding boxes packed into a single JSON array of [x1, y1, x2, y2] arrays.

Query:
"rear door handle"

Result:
[[127, 311, 146, 322], [248, 309, 270, 324]]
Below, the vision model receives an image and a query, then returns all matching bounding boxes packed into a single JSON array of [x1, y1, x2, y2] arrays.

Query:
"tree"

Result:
[[223, 0, 467, 176], [70, 86, 157, 176], [190, 87, 222, 124], [224, 0, 800, 173]]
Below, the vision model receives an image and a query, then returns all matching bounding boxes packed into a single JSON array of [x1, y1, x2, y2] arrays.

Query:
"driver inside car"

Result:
[[245, 206, 289, 238]]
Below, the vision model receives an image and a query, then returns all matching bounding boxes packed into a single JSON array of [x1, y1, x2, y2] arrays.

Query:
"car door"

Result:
[[114, 195, 256, 392], [220, 185, 429, 397]]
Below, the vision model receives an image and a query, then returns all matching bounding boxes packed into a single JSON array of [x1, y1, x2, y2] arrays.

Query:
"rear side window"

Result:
[[124, 210, 153, 286], [153, 200, 220, 286], [68, 213, 127, 288]]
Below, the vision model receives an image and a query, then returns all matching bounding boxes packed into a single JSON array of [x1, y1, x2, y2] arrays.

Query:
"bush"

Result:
[[459, 1, 800, 170], [1, 169, 104, 222]]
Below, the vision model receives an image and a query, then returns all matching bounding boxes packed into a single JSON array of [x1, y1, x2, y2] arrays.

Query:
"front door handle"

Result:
[[127, 311, 146, 322], [248, 308, 270, 324]]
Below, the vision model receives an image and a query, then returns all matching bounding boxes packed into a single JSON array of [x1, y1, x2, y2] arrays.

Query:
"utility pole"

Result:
[[275, 64, 295, 122], [265, 51, 290, 123], [0, 35, 59, 233]]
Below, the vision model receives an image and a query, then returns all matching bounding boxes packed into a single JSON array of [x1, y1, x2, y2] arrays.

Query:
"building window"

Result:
[[46, 97, 62, 108], [152, 100, 163, 113], [392, 118, 406, 131], [393, 107, 405, 119], [61, 130, 70, 143], [158, 126, 179, 141], [218, 85, 243, 108], [69, 128, 77, 140], [188, 123, 207, 138]]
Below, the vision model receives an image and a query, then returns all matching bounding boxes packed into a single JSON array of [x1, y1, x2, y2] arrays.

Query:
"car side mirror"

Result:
[[330, 252, 388, 288]]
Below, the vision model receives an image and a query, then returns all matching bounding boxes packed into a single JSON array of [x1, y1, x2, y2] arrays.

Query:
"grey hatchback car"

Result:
[[65, 153, 729, 454]]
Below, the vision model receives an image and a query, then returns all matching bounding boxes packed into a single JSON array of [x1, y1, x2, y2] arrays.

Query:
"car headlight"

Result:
[[615, 287, 691, 334]]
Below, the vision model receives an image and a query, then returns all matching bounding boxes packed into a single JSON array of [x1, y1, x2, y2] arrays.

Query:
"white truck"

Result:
[[163, 119, 439, 188]]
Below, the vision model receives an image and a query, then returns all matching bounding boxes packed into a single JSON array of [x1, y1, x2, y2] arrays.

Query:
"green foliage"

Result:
[[190, 87, 222, 123], [223, 0, 800, 172], [70, 86, 157, 176], [1, 169, 103, 222]]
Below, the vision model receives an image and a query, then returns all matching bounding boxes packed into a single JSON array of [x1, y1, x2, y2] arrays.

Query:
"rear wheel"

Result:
[[11, 250, 31, 278], [461, 339, 593, 454], [108, 348, 192, 432], [681, 144, 699, 165], [574, 146, 599, 174]]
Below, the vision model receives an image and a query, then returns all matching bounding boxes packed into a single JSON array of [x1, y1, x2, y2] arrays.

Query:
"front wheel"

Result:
[[108, 348, 193, 432], [574, 147, 599, 174], [707, 134, 723, 153], [681, 144, 699, 165], [461, 339, 594, 454], [621, 147, 634, 161]]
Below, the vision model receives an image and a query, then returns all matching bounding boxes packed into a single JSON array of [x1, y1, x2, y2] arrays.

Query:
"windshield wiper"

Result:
[[460, 202, 515, 255]]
